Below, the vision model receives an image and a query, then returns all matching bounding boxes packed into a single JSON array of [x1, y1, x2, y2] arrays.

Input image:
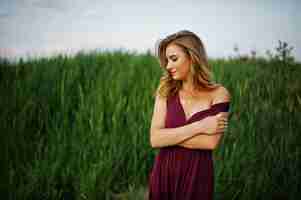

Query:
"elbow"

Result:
[[150, 131, 165, 149], [150, 138, 160, 149], [209, 141, 220, 150], [150, 137, 156, 148], [209, 143, 217, 150], [150, 132, 159, 148], [208, 133, 223, 150]]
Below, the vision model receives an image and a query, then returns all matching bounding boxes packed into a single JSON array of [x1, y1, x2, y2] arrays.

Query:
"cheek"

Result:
[[176, 60, 186, 70], [181, 63, 190, 75], [174, 59, 190, 74]]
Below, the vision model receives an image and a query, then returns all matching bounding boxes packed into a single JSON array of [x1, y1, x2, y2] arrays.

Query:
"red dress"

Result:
[[148, 90, 230, 200]]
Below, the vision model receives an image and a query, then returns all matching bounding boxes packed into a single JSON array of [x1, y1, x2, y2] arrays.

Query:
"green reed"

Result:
[[1, 49, 300, 199]]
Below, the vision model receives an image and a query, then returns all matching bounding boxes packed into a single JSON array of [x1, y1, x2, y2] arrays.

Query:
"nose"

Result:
[[166, 63, 173, 71]]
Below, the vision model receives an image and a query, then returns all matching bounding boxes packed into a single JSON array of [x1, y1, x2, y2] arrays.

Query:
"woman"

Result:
[[148, 30, 231, 200]]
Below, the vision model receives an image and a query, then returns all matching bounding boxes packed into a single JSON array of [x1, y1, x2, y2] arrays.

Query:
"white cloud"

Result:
[[0, 0, 300, 61]]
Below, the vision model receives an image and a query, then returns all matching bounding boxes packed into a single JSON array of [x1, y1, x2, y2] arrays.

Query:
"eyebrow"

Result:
[[166, 53, 178, 58]]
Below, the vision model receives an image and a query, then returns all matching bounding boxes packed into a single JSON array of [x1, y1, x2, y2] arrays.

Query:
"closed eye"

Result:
[[167, 59, 177, 65], [168, 56, 177, 62], [167, 55, 178, 61]]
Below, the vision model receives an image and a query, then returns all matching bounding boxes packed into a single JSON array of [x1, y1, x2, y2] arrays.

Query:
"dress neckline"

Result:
[[176, 90, 229, 122]]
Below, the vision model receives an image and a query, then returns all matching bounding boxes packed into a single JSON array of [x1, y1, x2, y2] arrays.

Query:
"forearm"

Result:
[[150, 121, 207, 148], [178, 132, 223, 150]]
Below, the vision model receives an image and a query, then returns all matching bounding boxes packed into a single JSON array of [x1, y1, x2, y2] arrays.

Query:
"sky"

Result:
[[0, 0, 300, 61]]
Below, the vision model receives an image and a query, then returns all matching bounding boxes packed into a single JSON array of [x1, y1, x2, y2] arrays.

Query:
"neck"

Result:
[[181, 76, 198, 97], [182, 73, 195, 91]]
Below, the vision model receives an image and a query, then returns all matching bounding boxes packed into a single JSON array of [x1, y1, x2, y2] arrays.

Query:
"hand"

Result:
[[196, 112, 229, 135]]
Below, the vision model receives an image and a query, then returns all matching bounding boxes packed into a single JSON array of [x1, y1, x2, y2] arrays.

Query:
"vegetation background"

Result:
[[1, 41, 300, 199]]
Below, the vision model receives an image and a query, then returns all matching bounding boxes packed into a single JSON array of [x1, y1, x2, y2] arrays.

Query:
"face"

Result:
[[165, 43, 192, 81]]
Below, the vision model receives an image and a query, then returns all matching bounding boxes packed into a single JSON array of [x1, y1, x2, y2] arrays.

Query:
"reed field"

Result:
[[1, 45, 300, 199]]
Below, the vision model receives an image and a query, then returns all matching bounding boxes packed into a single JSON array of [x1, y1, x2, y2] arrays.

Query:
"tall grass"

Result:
[[1, 48, 300, 199]]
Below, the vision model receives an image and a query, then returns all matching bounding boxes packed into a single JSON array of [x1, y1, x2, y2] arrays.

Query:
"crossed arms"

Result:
[[150, 87, 231, 150]]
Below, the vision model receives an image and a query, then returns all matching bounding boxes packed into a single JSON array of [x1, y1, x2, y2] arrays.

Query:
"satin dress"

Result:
[[148, 90, 230, 200]]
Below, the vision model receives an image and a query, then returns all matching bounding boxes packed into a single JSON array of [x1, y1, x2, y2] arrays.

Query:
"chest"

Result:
[[178, 92, 214, 120]]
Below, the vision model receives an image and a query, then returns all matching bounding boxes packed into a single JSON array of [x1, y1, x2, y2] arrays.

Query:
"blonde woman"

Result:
[[148, 30, 231, 200]]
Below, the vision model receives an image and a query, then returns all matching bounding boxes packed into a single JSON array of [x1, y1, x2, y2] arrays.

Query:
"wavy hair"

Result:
[[153, 30, 221, 99]]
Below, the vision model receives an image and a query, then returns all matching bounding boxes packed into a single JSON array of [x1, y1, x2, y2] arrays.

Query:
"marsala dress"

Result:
[[148, 90, 230, 200]]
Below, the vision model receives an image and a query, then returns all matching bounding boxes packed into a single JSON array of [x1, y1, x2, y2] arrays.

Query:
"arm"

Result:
[[150, 94, 212, 148], [177, 120, 226, 150], [178, 86, 231, 150]]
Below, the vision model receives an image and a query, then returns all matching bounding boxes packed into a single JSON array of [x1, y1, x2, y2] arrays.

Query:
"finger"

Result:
[[218, 119, 228, 125], [219, 118, 227, 123], [220, 125, 228, 131], [219, 115, 229, 121], [216, 128, 225, 133], [218, 124, 228, 128], [219, 112, 229, 117], [218, 127, 225, 133], [218, 124, 226, 131], [217, 112, 228, 118], [218, 115, 228, 121]]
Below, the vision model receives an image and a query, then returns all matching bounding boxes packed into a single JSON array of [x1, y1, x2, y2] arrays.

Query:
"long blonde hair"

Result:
[[153, 30, 221, 98]]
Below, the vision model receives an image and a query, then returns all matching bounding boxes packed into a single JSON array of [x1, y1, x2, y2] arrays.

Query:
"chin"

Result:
[[174, 75, 184, 80], [171, 74, 179, 80]]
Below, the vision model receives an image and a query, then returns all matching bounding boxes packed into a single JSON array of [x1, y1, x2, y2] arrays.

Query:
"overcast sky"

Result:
[[0, 0, 300, 61]]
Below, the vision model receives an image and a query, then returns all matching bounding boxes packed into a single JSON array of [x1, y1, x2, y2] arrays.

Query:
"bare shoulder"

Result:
[[154, 93, 168, 113], [212, 85, 231, 104], [154, 92, 167, 105]]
